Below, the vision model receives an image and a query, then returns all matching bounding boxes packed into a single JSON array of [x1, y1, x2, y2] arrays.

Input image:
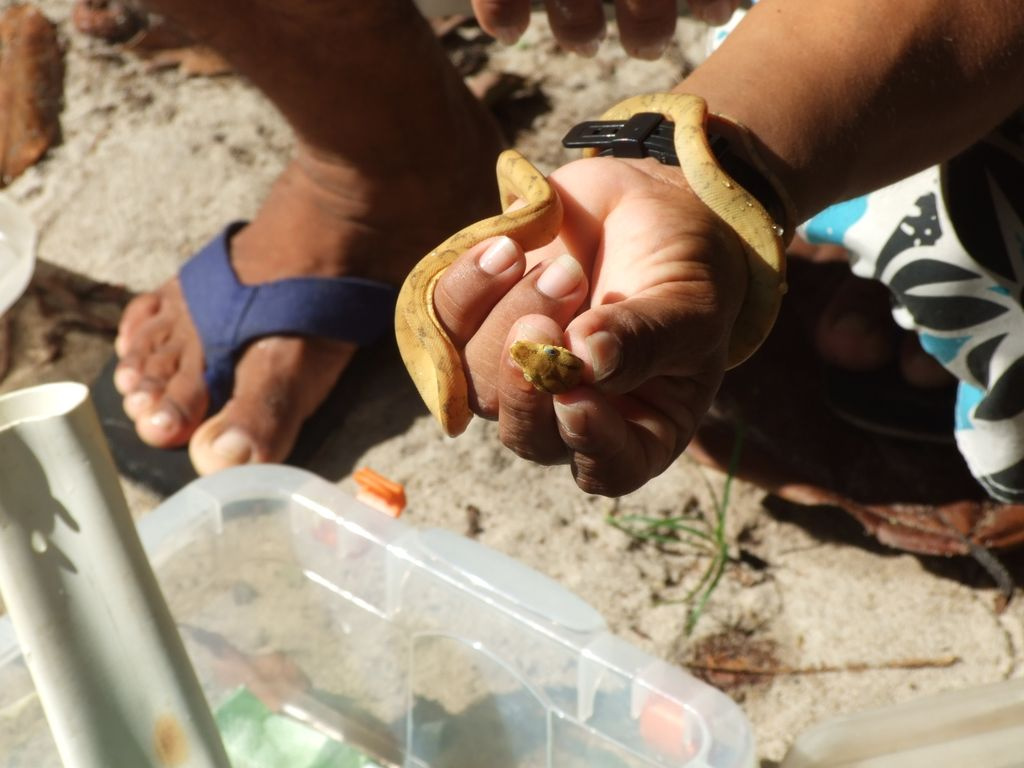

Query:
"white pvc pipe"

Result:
[[0, 383, 230, 768]]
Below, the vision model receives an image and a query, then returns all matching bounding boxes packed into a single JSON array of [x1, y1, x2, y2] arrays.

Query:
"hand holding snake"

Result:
[[396, 94, 785, 495]]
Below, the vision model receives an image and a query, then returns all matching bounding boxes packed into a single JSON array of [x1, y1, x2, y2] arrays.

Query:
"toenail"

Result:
[[536, 254, 584, 299], [114, 366, 140, 393], [211, 428, 256, 463], [147, 408, 179, 434], [124, 391, 155, 416]]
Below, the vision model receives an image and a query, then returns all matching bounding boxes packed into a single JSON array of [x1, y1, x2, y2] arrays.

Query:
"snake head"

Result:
[[509, 340, 583, 394]]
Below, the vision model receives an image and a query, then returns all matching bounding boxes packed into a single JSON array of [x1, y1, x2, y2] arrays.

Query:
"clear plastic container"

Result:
[[781, 677, 1024, 768], [0, 465, 754, 768], [0, 194, 36, 315]]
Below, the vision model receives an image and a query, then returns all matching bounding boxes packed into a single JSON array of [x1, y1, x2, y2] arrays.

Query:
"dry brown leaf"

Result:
[[0, 5, 64, 186]]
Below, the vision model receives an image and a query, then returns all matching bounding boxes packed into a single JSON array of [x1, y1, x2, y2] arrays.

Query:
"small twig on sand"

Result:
[[688, 654, 961, 678]]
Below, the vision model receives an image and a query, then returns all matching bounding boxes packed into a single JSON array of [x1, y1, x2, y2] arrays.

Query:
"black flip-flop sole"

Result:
[[823, 360, 957, 444], [91, 355, 197, 496]]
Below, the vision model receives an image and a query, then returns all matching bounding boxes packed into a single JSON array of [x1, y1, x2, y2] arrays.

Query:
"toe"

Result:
[[115, 292, 162, 357], [814, 275, 895, 371], [900, 334, 956, 389], [115, 303, 175, 394], [189, 415, 262, 475], [188, 336, 355, 475], [133, 364, 210, 448], [114, 278, 213, 448]]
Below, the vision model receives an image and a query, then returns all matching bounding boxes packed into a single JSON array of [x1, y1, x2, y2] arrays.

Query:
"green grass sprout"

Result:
[[607, 423, 745, 635]]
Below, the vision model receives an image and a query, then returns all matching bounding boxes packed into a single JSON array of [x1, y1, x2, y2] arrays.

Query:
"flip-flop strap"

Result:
[[180, 223, 397, 413]]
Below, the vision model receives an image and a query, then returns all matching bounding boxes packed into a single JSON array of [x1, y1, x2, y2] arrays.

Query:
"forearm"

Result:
[[677, 0, 1024, 222]]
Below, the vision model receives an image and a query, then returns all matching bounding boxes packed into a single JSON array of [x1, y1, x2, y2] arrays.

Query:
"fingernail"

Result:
[[630, 37, 672, 61], [493, 25, 525, 45], [699, 0, 735, 26], [536, 254, 584, 299], [514, 320, 551, 343], [478, 236, 519, 275], [147, 408, 178, 434], [554, 400, 587, 437], [586, 331, 620, 382], [211, 427, 255, 463], [563, 36, 602, 58]]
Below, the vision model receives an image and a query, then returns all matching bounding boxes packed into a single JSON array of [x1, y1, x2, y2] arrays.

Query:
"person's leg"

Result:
[[706, 4, 953, 392], [114, 0, 504, 474]]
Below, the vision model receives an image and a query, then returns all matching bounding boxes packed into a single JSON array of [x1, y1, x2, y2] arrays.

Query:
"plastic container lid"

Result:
[[0, 465, 755, 767], [0, 194, 35, 315], [781, 676, 1024, 768]]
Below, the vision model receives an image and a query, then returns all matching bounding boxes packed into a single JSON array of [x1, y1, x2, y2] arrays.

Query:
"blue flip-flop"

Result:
[[92, 222, 398, 496], [179, 222, 397, 413]]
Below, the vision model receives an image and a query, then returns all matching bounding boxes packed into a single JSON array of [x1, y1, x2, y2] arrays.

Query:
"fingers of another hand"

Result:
[[613, 0, 679, 59], [543, 0, 606, 56], [471, 0, 681, 59]]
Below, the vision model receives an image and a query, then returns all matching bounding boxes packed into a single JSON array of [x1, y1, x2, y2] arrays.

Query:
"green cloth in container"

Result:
[[215, 688, 381, 768]]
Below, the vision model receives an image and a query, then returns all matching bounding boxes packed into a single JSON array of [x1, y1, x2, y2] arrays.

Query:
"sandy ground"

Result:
[[2, 1, 1024, 764]]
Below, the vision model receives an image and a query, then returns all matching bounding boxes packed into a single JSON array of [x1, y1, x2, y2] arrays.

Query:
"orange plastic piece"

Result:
[[353, 467, 406, 518], [638, 694, 698, 761]]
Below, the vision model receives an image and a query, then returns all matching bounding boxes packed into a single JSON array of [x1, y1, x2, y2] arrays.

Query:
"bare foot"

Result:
[[787, 237, 954, 389], [114, 95, 502, 475]]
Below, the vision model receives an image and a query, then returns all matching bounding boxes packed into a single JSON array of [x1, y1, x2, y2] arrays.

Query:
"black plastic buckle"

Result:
[[562, 113, 679, 165]]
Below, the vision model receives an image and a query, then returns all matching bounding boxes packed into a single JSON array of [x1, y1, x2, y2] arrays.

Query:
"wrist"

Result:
[[703, 113, 798, 246], [562, 93, 788, 368]]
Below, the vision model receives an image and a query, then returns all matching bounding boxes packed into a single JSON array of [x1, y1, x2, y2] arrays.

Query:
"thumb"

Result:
[[565, 291, 735, 395]]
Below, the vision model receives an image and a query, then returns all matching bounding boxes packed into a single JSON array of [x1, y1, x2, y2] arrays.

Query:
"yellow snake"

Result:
[[395, 93, 787, 437]]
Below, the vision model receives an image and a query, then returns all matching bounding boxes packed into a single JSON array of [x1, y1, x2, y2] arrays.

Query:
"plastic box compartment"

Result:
[[0, 465, 754, 767]]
